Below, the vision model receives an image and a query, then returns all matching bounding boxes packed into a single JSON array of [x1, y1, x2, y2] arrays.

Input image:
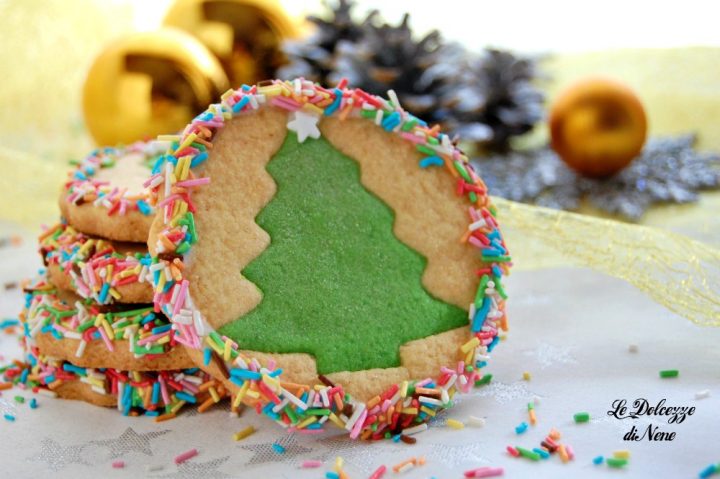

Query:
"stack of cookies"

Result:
[[19, 142, 226, 418]]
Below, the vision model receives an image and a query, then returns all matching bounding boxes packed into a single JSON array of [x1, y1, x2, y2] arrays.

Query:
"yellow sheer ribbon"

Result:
[[495, 197, 720, 326]]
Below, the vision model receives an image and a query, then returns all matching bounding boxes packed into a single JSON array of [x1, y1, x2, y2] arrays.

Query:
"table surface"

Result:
[[0, 234, 717, 479]]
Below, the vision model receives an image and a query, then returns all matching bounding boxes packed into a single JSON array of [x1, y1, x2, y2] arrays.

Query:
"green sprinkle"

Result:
[[416, 144, 437, 156], [574, 412, 590, 423], [453, 160, 472, 182], [516, 447, 541, 461], [606, 457, 628, 468], [305, 408, 330, 416], [14, 396, 24, 404], [475, 374, 493, 386], [175, 242, 191, 255], [527, 402, 534, 410], [474, 275, 490, 308], [659, 369, 679, 378], [481, 255, 511, 263]]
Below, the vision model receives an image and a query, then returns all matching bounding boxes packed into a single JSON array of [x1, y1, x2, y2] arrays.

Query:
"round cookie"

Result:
[[40, 222, 154, 304], [148, 79, 511, 439], [18, 346, 223, 416], [59, 140, 163, 242], [21, 278, 194, 371]]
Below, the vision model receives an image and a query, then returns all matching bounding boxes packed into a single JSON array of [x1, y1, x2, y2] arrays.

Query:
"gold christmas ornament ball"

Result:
[[83, 28, 229, 146], [163, 0, 299, 87], [549, 77, 648, 178]]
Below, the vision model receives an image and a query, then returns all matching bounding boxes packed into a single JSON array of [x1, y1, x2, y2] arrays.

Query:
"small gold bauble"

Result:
[[83, 28, 229, 146], [163, 0, 299, 87], [549, 77, 648, 178]]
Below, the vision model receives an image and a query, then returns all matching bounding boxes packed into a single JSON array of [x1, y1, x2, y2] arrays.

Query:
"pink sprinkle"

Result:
[[176, 177, 211, 188], [174, 448, 198, 464], [464, 467, 504, 478], [566, 444, 575, 460], [97, 327, 115, 352], [112, 460, 125, 469], [369, 464, 387, 479], [301, 460, 323, 468]]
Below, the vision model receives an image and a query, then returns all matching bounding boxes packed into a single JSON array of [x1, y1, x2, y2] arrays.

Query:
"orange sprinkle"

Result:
[[0, 383, 12, 391], [549, 428, 561, 440], [529, 409, 537, 425], [460, 230, 472, 243], [558, 444, 569, 463], [198, 396, 215, 413], [155, 413, 177, 423], [367, 395, 381, 409], [198, 380, 216, 392]]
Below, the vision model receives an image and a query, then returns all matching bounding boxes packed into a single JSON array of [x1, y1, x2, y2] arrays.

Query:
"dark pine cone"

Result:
[[278, 0, 376, 84], [447, 49, 545, 151]]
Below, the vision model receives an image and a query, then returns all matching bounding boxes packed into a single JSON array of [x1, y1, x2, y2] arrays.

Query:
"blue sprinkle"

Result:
[[487, 336, 500, 352], [593, 456, 605, 465], [50, 329, 63, 340], [62, 364, 87, 376], [268, 368, 283, 378], [141, 313, 156, 325], [271, 443, 286, 454], [241, 84, 251, 92], [45, 374, 55, 384], [175, 392, 196, 404], [471, 297, 491, 332], [229, 377, 244, 388], [381, 111, 401, 131], [98, 283, 110, 304], [136, 200, 152, 216], [0, 319, 20, 329], [203, 348, 212, 366], [324, 89, 343, 116], [533, 447, 550, 459], [699, 463, 718, 478], [190, 152, 208, 168], [419, 156, 444, 168], [515, 421, 528, 434], [491, 265, 503, 277], [29, 398, 38, 409], [151, 382, 161, 405], [144, 410, 159, 417], [392, 434, 402, 442], [232, 96, 250, 113], [325, 473, 340, 479], [230, 369, 261, 381], [151, 324, 172, 335], [4, 414, 15, 422], [185, 368, 199, 374], [20, 368, 29, 383]]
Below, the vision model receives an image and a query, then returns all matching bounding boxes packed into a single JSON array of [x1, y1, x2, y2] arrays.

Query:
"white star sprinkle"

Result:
[[287, 110, 321, 143]]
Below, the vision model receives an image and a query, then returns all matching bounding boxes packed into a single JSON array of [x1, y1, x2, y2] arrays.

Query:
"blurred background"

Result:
[[1, 0, 719, 251]]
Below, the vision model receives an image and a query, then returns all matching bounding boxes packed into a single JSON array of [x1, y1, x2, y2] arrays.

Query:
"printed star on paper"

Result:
[[28, 438, 91, 471], [240, 434, 313, 466], [157, 456, 232, 479], [287, 110, 321, 143], [90, 427, 170, 458]]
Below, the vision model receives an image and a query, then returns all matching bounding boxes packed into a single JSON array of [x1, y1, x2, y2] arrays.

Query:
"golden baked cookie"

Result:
[[59, 141, 162, 242], [148, 79, 511, 439]]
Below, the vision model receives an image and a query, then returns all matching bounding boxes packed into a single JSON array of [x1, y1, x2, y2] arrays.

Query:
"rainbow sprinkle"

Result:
[[2, 346, 222, 418], [63, 141, 161, 218], [39, 222, 153, 305], [21, 278, 176, 359], [145, 78, 511, 439]]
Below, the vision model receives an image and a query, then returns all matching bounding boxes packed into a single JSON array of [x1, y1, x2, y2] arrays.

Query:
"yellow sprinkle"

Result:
[[108, 288, 120, 300], [522, 371, 531, 381], [334, 456, 344, 472], [446, 419, 465, 430], [209, 387, 220, 403], [170, 400, 187, 414], [223, 338, 232, 362], [233, 382, 250, 408], [220, 89, 235, 101], [613, 450, 631, 459], [296, 416, 318, 429], [460, 337, 480, 353], [245, 389, 259, 399], [157, 335, 171, 345], [262, 374, 280, 392], [402, 408, 418, 415], [328, 413, 346, 429], [400, 381, 409, 398], [157, 134, 181, 142], [205, 336, 224, 356], [175, 133, 197, 155], [420, 406, 436, 417], [233, 426, 256, 441], [464, 349, 474, 365]]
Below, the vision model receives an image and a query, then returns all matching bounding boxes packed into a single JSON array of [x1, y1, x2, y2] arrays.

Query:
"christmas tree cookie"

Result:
[[148, 79, 511, 439]]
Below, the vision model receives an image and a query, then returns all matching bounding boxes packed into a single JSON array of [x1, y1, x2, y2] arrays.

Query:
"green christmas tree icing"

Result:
[[218, 132, 468, 374]]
